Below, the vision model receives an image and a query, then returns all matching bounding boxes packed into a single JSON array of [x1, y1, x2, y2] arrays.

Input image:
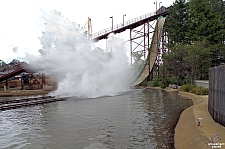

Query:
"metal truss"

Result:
[[128, 19, 168, 78], [128, 20, 156, 64]]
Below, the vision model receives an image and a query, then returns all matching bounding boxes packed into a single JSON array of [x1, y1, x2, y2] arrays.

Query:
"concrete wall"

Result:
[[195, 80, 209, 89]]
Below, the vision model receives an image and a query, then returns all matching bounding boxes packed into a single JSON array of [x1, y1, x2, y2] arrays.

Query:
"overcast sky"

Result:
[[0, 0, 174, 62]]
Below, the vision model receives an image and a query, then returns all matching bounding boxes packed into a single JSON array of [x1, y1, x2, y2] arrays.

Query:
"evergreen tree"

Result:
[[209, 0, 225, 24], [165, 0, 189, 47], [208, 0, 225, 65], [161, 0, 225, 83], [162, 44, 189, 85], [162, 41, 212, 84], [187, 0, 224, 44], [184, 41, 212, 81]]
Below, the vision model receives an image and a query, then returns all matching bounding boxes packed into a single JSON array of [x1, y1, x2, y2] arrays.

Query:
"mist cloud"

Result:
[[25, 11, 134, 98]]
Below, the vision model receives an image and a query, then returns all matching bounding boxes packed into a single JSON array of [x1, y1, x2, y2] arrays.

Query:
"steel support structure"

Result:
[[128, 20, 156, 82], [155, 27, 168, 77], [128, 19, 168, 81], [129, 20, 156, 65]]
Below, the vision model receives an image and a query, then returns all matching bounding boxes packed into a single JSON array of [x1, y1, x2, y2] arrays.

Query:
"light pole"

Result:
[[123, 14, 126, 26], [154, 1, 157, 15], [110, 16, 113, 31], [159, 2, 162, 11]]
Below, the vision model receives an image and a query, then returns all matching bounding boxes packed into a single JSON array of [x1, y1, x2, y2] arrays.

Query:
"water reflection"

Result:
[[0, 89, 192, 149]]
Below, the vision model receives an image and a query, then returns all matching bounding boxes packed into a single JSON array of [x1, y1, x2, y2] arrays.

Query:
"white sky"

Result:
[[0, 0, 174, 63]]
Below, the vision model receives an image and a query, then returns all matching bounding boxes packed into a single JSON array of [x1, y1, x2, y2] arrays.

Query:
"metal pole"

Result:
[[123, 14, 126, 26], [130, 29, 132, 64], [144, 23, 146, 59], [112, 17, 113, 31], [159, 2, 162, 9], [154, 1, 157, 15], [110, 16, 113, 31], [147, 21, 150, 81]]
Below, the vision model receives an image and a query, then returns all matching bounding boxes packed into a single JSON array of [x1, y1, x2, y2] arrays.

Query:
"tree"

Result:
[[187, 0, 224, 44], [162, 44, 189, 85], [209, 0, 225, 24], [209, 43, 225, 66], [184, 41, 212, 82], [0, 60, 6, 66], [8, 59, 20, 66], [161, 0, 224, 85], [162, 41, 212, 84], [165, 0, 189, 46]]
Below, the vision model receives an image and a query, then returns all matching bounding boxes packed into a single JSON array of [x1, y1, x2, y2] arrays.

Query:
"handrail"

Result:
[[91, 11, 158, 39]]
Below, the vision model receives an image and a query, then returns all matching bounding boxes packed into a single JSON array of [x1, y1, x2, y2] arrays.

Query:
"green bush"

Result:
[[142, 80, 148, 87], [160, 84, 167, 89], [180, 84, 197, 92], [191, 86, 209, 95], [149, 79, 160, 87], [181, 84, 209, 95]]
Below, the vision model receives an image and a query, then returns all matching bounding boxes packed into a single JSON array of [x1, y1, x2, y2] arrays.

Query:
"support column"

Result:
[[42, 73, 46, 90], [156, 18, 160, 78], [144, 23, 146, 59], [147, 21, 151, 81], [4, 79, 9, 91], [130, 29, 132, 64]]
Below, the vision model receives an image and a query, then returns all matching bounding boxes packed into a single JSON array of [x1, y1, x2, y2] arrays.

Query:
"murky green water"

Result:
[[0, 89, 192, 149]]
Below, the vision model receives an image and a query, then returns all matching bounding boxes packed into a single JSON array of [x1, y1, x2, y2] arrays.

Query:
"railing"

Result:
[[92, 11, 157, 39]]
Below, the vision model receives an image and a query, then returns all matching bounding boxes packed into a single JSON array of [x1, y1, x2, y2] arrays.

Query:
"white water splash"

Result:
[[24, 11, 134, 98]]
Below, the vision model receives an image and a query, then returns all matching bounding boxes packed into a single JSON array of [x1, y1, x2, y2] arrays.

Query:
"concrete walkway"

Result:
[[175, 91, 225, 149]]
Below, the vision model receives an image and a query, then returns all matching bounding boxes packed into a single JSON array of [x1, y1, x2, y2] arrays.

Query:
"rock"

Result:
[[172, 84, 177, 89]]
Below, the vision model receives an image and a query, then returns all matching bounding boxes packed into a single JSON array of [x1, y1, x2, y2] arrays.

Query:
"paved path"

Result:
[[175, 91, 225, 149]]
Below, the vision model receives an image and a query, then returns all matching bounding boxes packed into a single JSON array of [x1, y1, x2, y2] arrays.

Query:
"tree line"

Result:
[[160, 0, 225, 85]]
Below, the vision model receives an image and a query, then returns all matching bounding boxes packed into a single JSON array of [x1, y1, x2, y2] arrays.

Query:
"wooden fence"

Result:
[[208, 65, 225, 126]]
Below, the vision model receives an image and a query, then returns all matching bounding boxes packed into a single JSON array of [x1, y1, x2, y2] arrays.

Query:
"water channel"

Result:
[[0, 88, 192, 149]]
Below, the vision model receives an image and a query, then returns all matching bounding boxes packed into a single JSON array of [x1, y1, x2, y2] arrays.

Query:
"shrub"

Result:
[[191, 86, 209, 95], [149, 79, 160, 87], [160, 84, 167, 89], [142, 80, 148, 87], [181, 84, 209, 95], [180, 84, 197, 92]]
